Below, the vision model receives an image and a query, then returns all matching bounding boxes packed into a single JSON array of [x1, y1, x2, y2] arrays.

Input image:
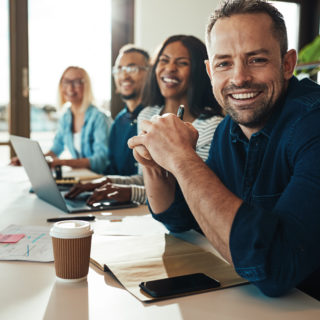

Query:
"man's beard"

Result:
[[222, 79, 285, 129], [224, 97, 272, 128], [120, 91, 137, 101]]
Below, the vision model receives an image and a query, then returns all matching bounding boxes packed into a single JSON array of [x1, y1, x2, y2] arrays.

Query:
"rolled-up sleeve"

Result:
[[151, 183, 201, 233], [230, 199, 320, 297]]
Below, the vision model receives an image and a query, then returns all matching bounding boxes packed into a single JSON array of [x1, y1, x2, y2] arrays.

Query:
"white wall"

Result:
[[134, 0, 220, 55]]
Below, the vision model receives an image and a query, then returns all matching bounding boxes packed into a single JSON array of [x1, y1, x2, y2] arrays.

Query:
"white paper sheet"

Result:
[[93, 214, 168, 236], [0, 224, 54, 262]]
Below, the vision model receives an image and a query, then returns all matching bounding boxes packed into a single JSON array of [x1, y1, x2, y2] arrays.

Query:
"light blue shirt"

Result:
[[50, 105, 112, 174]]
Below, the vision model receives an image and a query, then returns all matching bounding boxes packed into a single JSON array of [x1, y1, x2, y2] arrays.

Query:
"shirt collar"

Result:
[[229, 106, 280, 144], [230, 120, 248, 144], [125, 103, 144, 120]]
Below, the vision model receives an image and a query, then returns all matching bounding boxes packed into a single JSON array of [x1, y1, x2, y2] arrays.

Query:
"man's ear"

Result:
[[204, 59, 212, 79], [283, 49, 297, 80]]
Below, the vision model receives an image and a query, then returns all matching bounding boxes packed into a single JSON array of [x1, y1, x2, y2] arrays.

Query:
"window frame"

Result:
[[272, 0, 320, 50]]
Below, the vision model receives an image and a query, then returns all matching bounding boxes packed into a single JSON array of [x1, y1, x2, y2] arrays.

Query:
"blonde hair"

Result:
[[58, 66, 94, 112]]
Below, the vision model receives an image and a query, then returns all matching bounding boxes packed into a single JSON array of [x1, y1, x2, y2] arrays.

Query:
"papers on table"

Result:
[[0, 225, 53, 262], [93, 214, 168, 236]]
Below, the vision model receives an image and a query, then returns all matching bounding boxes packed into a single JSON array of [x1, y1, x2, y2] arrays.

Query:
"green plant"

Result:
[[295, 35, 320, 77]]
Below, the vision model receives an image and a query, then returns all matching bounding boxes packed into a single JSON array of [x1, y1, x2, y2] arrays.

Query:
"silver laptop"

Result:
[[10, 135, 138, 213]]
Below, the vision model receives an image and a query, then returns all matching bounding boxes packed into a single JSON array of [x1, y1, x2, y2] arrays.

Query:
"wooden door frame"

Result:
[[8, 0, 30, 157]]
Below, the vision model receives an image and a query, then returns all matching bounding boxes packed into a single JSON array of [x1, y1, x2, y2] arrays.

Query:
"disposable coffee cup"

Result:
[[50, 220, 94, 282]]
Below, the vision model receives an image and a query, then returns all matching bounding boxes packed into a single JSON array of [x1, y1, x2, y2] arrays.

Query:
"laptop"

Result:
[[10, 135, 138, 213]]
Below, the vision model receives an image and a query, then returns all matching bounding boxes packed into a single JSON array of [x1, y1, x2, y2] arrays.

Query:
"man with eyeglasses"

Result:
[[107, 44, 150, 175]]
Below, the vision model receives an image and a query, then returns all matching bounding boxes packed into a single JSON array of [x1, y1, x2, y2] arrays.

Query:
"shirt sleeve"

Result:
[[108, 175, 146, 204], [131, 185, 147, 204], [87, 113, 111, 173], [109, 174, 143, 185], [50, 113, 67, 156], [230, 110, 320, 297], [151, 182, 201, 233], [194, 116, 223, 161]]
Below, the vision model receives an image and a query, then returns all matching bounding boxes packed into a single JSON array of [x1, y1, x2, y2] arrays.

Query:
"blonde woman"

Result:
[[46, 66, 112, 173], [11, 66, 112, 174]]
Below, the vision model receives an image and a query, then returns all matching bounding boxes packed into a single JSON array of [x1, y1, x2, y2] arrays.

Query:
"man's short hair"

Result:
[[118, 44, 150, 65], [206, 0, 288, 57]]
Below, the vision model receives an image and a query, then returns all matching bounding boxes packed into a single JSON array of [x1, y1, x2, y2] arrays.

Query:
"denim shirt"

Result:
[[152, 77, 320, 297], [106, 104, 144, 175], [50, 105, 112, 174]]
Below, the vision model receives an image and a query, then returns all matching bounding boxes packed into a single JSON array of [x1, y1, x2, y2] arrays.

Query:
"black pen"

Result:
[[177, 105, 184, 119], [47, 215, 95, 222]]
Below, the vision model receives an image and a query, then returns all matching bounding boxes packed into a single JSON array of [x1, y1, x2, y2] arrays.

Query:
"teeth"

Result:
[[163, 77, 179, 84], [231, 92, 259, 100]]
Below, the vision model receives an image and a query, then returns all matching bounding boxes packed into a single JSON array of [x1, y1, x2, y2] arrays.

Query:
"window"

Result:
[[269, 1, 300, 51], [28, 0, 111, 152]]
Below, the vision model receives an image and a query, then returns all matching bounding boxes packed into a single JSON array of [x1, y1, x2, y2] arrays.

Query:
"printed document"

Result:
[[0, 225, 53, 262]]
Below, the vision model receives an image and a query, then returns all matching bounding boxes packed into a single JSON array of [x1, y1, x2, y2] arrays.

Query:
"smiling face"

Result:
[[206, 13, 296, 136], [155, 41, 191, 102], [113, 51, 148, 101], [61, 68, 85, 106]]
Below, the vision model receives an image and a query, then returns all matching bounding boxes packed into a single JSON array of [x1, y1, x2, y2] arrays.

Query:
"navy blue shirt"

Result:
[[152, 77, 320, 297], [106, 104, 144, 175]]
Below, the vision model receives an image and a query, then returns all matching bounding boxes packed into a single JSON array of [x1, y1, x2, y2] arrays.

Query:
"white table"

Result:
[[1, 166, 320, 320]]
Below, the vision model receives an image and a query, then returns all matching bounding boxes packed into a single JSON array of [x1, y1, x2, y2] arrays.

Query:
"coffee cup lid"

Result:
[[50, 220, 93, 239]]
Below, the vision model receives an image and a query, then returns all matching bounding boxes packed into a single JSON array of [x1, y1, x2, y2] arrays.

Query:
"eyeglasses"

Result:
[[61, 78, 85, 88], [112, 65, 148, 76]]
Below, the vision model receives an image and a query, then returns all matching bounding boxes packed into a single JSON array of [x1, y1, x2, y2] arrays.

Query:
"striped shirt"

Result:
[[109, 105, 223, 204]]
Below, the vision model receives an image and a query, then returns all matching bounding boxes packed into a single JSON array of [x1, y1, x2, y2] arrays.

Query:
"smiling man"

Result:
[[128, 0, 320, 299], [106, 44, 150, 175]]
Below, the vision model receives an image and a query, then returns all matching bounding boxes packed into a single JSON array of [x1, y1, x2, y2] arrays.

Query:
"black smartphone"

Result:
[[139, 273, 220, 298]]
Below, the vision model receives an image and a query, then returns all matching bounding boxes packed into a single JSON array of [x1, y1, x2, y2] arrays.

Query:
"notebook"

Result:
[[90, 233, 248, 302], [10, 135, 138, 213]]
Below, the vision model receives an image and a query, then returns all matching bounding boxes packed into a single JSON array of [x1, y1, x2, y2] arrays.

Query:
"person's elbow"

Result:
[[234, 256, 304, 298], [164, 223, 193, 233], [253, 279, 294, 297], [151, 213, 193, 233]]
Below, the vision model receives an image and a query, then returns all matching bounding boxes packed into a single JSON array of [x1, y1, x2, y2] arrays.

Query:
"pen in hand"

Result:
[[165, 105, 185, 178], [177, 105, 184, 120]]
